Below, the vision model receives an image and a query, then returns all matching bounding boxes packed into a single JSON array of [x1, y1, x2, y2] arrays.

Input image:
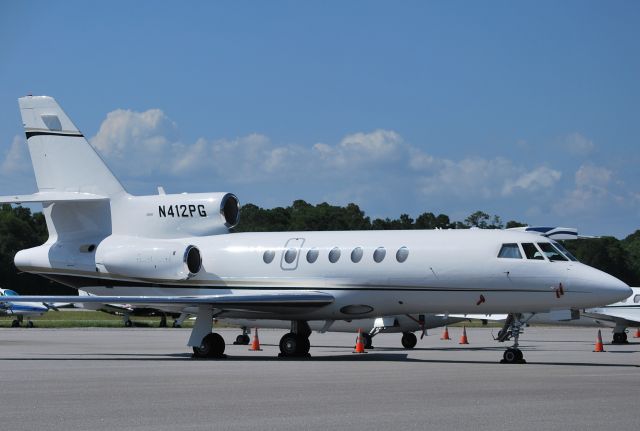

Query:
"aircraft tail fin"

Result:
[[18, 95, 125, 197]]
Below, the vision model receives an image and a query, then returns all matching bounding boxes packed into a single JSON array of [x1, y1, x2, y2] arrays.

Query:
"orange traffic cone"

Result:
[[634, 328, 640, 338], [353, 329, 367, 354], [459, 326, 469, 345], [593, 329, 605, 352], [249, 327, 263, 351], [440, 326, 451, 340]]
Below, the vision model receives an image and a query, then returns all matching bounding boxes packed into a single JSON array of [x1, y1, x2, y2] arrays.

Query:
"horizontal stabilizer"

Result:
[[0, 192, 109, 204], [0, 291, 334, 314]]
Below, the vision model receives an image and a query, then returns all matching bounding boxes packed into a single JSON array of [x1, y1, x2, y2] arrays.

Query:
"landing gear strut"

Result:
[[279, 320, 311, 358], [498, 313, 527, 364]]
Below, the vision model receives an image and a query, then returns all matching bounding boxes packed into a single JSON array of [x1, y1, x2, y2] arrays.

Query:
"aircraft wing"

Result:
[[444, 313, 509, 321], [0, 291, 334, 314], [0, 192, 108, 204], [583, 308, 640, 326]]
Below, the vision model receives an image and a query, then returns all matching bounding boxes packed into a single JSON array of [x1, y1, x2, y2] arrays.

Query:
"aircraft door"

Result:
[[280, 238, 305, 271]]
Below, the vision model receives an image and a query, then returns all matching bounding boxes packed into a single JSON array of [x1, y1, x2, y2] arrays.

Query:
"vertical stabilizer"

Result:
[[19, 96, 125, 197]]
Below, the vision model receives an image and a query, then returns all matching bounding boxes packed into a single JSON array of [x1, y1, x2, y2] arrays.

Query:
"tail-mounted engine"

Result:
[[95, 236, 204, 281], [111, 192, 240, 238]]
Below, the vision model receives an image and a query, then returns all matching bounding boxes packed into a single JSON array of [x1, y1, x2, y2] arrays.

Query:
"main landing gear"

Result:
[[10, 316, 33, 328], [189, 306, 226, 359], [278, 320, 311, 358], [401, 332, 418, 349], [234, 327, 251, 345], [497, 313, 527, 364], [612, 325, 628, 344]]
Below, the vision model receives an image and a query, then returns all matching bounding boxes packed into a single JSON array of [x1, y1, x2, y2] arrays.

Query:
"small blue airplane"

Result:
[[0, 288, 52, 327]]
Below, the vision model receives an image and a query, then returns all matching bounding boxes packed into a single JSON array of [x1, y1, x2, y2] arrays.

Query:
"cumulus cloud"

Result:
[[554, 164, 617, 215], [87, 107, 567, 207], [313, 129, 403, 168], [90, 109, 177, 176], [502, 166, 562, 195], [0, 135, 29, 174], [562, 132, 595, 156]]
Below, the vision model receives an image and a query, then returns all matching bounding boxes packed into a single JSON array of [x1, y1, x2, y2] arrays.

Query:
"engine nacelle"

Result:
[[111, 192, 240, 239], [94, 235, 203, 281]]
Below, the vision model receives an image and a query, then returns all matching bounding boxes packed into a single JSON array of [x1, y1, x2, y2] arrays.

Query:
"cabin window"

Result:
[[284, 248, 298, 264], [351, 247, 363, 263], [396, 246, 409, 262], [498, 243, 522, 259], [522, 243, 544, 260], [306, 248, 319, 263], [634, 295, 640, 304], [263, 250, 275, 264], [329, 247, 341, 263], [373, 247, 386, 263], [537, 242, 568, 262]]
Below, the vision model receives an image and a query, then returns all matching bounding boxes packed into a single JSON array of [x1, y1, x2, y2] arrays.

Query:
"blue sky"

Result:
[[0, 1, 638, 237]]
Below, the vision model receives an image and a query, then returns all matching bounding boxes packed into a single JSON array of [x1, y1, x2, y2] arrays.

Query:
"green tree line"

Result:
[[1, 202, 639, 295]]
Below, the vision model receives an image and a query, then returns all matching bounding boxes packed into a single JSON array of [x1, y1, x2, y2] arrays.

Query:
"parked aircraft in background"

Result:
[[0, 287, 51, 327], [0, 96, 630, 363], [221, 314, 466, 349]]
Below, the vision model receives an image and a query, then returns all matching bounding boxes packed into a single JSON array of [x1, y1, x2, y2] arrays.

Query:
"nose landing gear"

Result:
[[497, 313, 528, 364]]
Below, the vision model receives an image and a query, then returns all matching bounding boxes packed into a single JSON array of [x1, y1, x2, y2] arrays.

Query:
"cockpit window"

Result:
[[2, 289, 18, 296], [537, 242, 568, 262], [498, 243, 522, 259], [551, 241, 578, 261], [522, 243, 544, 260]]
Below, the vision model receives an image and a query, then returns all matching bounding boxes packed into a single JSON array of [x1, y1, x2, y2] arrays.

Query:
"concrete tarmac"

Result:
[[1, 326, 639, 431]]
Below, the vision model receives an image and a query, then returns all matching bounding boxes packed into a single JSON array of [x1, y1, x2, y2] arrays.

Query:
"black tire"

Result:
[[172, 321, 181, 328], [27, 321, 34, 328], [362, 333, 373, 349], [124, 319, 133, 327], [612, 332, 628, 344], [279, 332, 299, 356], [515, 349, 524, 361], [11, 319, 19, 328], [193, 333, 226, 358], [236, 334, 250, 345], [159, 317, 167, 328], [401, 332, 418, 349], [503, 348, 518, 363]]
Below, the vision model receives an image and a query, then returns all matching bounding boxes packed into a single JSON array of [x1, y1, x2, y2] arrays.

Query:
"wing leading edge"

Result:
[[0, 291, 334, 314]]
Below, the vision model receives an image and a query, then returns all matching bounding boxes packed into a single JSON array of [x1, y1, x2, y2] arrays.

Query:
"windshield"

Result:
[[551, 241, 578, 262], [1, 289, 18, 296], [537, 242, 568, 262]]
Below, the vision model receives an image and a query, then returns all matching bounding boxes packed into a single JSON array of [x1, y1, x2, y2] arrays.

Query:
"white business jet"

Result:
[[0, 96, 630, 363]]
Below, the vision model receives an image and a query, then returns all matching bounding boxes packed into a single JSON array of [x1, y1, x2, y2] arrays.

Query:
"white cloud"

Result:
[[87, 108, 568, 207], [313, 129, 403, 168], [90, 109, 177, 177], [0, 135, 29, 174], [554, 164, 615, 215], [502, 166, 562, 195], [563, 132, 595, 156]]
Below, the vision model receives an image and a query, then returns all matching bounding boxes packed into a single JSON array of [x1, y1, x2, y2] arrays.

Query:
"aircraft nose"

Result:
[[572, 265, 631, 306]]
